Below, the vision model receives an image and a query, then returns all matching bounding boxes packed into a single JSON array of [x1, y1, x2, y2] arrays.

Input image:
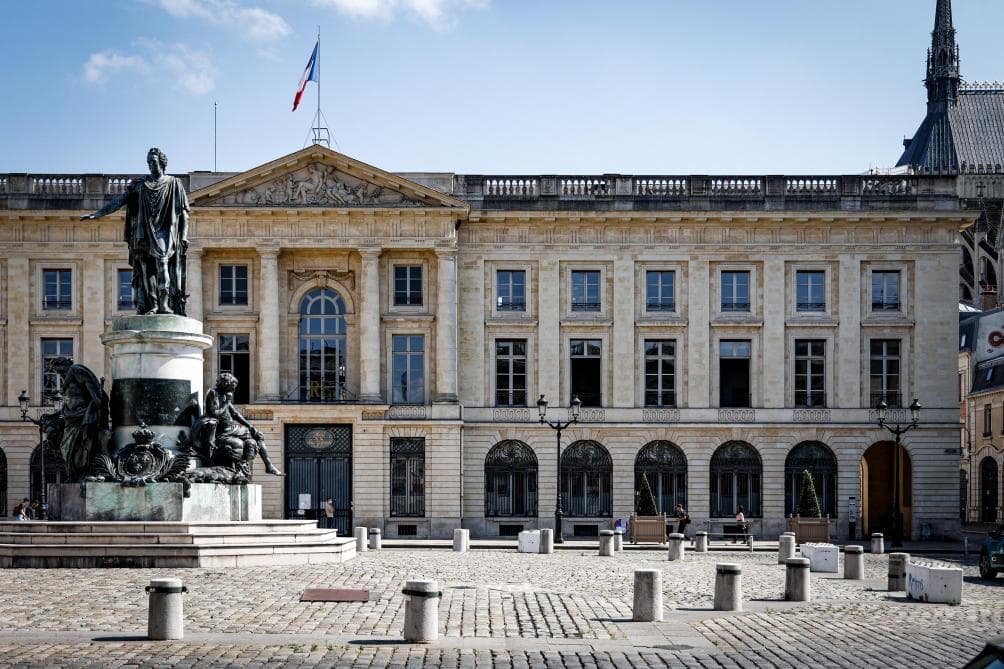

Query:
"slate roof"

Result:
[[898, 88, 1004, 173], [972, 357, 1004, 393]]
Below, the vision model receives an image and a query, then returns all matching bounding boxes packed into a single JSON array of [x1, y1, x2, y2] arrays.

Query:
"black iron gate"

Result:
[[285, 425, 352, 535]]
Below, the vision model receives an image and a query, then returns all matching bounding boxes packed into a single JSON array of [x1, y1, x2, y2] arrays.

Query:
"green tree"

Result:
[[636, 472, 660, 516], [797, 468, 822, 518]]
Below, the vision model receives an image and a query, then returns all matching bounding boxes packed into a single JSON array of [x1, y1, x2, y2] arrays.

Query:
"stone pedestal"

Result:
[[100, 315, 213, 455], [48, 482, 262, 521]]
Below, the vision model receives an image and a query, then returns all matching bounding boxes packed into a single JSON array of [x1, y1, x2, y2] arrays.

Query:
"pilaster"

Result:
[[434, 248, 459, 403], [358, 248, 382, 402], [186, 247, 204, 323], [258, 247, 281, 401]]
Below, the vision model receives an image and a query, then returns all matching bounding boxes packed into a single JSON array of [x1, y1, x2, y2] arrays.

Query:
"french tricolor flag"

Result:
[[292, 41, 319, 112]]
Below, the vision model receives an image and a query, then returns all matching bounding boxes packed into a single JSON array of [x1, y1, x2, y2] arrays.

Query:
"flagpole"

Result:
[[316, 26, 321, 141]]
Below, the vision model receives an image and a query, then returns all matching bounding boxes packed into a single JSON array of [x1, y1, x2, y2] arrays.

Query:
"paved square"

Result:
[[0, 548, 1001, 667]]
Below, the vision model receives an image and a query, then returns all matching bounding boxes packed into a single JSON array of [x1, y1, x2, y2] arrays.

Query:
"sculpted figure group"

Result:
[[46, 358, 279, 487]]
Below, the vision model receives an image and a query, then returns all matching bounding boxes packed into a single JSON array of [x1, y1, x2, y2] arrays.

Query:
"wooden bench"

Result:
[[703, 519, 760, 544]]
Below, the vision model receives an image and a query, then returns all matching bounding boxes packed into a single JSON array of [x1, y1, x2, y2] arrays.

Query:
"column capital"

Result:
[[434, 247, 458, 259], [186, 246, 204, 258], [258, 246, 281, 259], [358, 247, 383, 259]]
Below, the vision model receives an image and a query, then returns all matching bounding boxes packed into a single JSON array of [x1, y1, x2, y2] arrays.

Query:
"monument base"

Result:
[[48, 482, 262, 522]]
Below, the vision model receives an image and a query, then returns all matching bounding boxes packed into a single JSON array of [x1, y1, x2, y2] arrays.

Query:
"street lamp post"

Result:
[[537, 394, 581, 544], [18, 389, 62, 520], [875, 397, 921, 548]]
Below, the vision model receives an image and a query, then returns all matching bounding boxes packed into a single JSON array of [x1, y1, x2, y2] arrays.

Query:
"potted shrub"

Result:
[[629, 473, 667, 544], [788, 469, 831, 542]]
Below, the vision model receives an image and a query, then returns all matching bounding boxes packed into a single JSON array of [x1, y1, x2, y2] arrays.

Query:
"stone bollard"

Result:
[[695, 532, 709, 553], [146, 578, 187, 640], [871, 533, 884, 555], [748, 534, 754, 552], [453, 529, 469, 553], [784, 557, 811, 602], [713, 563, 742, 611], [402, 579, 441, 643], [667, 533, 685, 561], [888, 552, 910, 592], [539, 528, 554, 554], [368, 528, 382, 550], [613, 530, 624, 552], [354, 527, 368, 553], [778, 534, 796, 564], [598, 530, 615, 557], [632, 569, 663, 622], [843, 545, 864, 580]]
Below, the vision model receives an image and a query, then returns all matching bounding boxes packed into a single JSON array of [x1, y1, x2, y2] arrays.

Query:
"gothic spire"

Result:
[[926, 0, 960, 110]]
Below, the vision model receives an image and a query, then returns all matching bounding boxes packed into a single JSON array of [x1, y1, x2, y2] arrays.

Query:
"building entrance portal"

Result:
[[285, 425, 352, 535], [980, 457, 999, 523], [860, 441, 913, 539]]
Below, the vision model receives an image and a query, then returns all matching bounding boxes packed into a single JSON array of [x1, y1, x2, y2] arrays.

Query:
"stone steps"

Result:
[[0, 521, 355, 568]]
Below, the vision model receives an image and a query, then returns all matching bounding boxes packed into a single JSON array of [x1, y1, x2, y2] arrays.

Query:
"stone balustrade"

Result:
[[0, 171, 960, 213]]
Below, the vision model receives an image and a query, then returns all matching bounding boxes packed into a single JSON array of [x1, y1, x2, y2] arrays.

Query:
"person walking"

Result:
[[324, 498, 335, 529], [732, 505, 746, 543], [674, 503, 690, 539]]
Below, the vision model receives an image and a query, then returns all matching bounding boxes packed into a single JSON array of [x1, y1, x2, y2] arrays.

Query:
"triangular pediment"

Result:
[[190, 146, 467, 210]]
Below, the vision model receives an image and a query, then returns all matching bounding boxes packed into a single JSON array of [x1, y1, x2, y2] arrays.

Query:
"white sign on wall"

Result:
[[298, 493, 312, 510]]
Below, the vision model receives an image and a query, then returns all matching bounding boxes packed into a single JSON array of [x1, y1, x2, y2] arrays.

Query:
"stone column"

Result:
[[434, 249, 458, 403], [81, 255, 105, 370], [185, 248, 204, 323], [6, 256, 29, 405], [258, 247, 281, 401], [761, 257, 784, 407], [358, 248, 382, 402], [611, 256, 634, 407]]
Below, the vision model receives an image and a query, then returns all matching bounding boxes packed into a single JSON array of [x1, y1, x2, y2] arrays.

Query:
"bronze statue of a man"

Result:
[[48, 357, 110, 482], [82, 147, 189, 315]]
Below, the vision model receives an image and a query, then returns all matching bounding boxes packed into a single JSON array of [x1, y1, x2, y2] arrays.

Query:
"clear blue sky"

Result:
[[3, 0, 1004, 175]]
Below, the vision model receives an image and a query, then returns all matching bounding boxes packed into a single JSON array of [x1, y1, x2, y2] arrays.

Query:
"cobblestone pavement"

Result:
[[0, 548, 1001, 667]]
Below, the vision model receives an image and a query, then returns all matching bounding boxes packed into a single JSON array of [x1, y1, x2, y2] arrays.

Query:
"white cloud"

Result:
[[82, 41, 217, 95], [83, 51, 148, 84], [313, 0, 487, 28], [154, 0, 291, 41]]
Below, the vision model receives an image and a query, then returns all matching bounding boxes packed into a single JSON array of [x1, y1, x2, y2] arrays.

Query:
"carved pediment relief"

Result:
[[215, 163, 425, 208]]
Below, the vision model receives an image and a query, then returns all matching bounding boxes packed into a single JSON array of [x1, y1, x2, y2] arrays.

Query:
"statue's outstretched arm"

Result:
[[80, 191, 128, 221]]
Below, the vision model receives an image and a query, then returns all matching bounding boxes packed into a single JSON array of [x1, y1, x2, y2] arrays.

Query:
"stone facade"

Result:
[[0, 146, 970, 539]]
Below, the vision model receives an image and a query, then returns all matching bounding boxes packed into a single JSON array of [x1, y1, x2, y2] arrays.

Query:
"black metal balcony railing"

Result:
[[571, 302, 601, 312], [42, 298, 72, 310], [646, 301, 677, 312], [721, 302, 751, 312], [497, 301, 526, 311], [871, 301, 902, 311], [796, 302, 826, 311], [870, 392, 902, 408]]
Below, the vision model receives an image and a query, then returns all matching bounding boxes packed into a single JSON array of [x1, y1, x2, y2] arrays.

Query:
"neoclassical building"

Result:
[[0, 146, 968, 540]]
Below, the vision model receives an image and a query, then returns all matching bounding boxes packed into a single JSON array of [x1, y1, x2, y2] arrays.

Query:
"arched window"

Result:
[[561, 440, 612, 517], [709, 441, 762, 517], [30, 443, 66, 506], [0, 447, 6, 516], [484, 441, 537, 517], [634, 441, 687, 513], [298, 288, 348, 402], [784, 441, 837, 518]]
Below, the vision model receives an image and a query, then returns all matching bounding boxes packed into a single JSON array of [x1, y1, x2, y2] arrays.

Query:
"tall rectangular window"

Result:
[[721, 271, 750, 312], [570, 339, 602, 406], [117, 269, 134, 311], [795, 271, 825, 312], [495, 339, 527, 406], [496, 270, 526, 311], [218, 334, 251, 404], [719, 340, 751, 407], [41, 338, 73, 401], [645, 271, 676, 312], [42, 269, 72, 310], [570, 270, 601, 312], [219, 265, 249, 306], [984, 404, 993, 436], [644, 340, 676, 407], [390, 437, 425, 517], [394, 266, 423, 306], [794, 339, 826, 407], [871, 271, 901, 311], [870, 339, 901, 407], [392, 335, 425, 403]]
